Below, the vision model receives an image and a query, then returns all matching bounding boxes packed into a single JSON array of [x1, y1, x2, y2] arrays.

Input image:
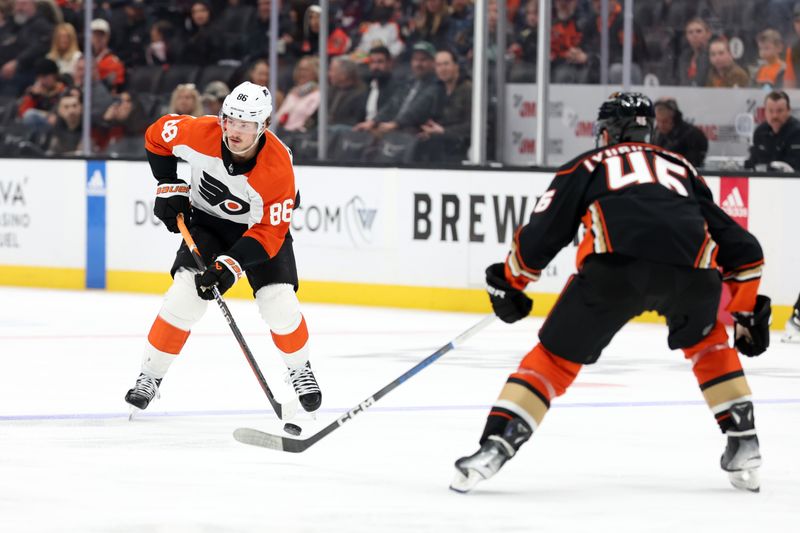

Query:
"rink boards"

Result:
[[0, 158, 796, 325]]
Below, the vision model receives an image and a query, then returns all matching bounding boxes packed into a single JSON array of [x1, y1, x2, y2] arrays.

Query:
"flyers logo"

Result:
[[198, 172, 250, 215]]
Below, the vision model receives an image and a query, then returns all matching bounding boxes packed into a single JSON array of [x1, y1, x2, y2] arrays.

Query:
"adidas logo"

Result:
[[721, 187, 748, 218]]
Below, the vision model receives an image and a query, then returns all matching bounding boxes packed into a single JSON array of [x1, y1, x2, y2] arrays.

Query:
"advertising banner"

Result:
[[106, 160, 189, 274], [0, 159, 85, 267]]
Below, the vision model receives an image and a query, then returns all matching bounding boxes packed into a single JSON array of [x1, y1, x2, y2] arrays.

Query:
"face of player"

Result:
[[222, 116, 261, 153], [765, 98, 790, 133]]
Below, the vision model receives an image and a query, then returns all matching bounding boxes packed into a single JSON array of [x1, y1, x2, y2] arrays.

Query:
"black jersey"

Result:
[[506, 142, 764, 313]]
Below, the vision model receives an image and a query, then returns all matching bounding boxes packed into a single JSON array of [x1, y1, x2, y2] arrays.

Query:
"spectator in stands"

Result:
[[361, 45, 397, 122], [146, 20, 177, 66], [179, 1, 221, 66], [90, 18, 126, 93], [354, 41, 442, 136], [168, 83, 203, 116], [677, 17, 711, 86], [550, 0, 591, 83], [244, 0, 295, 62], [782, 3, 800, 88], [247, 58, 284, 109], [216, 0, 255, 59], [416, 49, 471, 163], [287, 4, 349, 58], [17, 58, 64, 130], [0, 0, 55, 95], [70, 56, 114, 122], [449, 0, 474, 58], [96, 90, 149, 152], [587, 0, 648, 83], [352, 0, 405, 60], [508, 0, 538, 66], [328, 56, 366, 126], [745, 90, 800, 172], [275, 55, 320, 133], [47, 23, 82, 78], [408, 0, 452, 51], [753, 29, 785, 88], [0, 1, 14, 73], [201, 80, 228, 116], [47, 89, 83, 155], [706, 36, 750, 88], [110, 0, 149, 67], [651, 98, 708, 168]]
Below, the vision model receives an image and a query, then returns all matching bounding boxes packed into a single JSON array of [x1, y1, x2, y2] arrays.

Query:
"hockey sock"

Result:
[[142, 315, 190, 378], [271, 314, 310, 369], [480, 344, 581, 444], [684, 321, 752, 433]]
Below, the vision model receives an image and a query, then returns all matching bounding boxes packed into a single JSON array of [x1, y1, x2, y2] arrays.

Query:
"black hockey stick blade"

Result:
[[176, 214, 298, 421], [233, 314, 496, 453]]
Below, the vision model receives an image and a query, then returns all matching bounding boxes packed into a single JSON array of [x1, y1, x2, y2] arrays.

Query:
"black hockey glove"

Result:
[[154, 179, 190, 233], [732, 295, 772, 357], [486, 263, 533, 324], [195, 255, 243, 300]]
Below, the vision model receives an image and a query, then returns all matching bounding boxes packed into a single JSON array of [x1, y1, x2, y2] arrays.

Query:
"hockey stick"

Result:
[[176, 214, 298, 420], [233, 314, 496, 453]]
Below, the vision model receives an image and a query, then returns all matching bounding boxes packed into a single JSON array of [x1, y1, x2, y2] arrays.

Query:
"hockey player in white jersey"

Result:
[[124, 82, 321, 417]]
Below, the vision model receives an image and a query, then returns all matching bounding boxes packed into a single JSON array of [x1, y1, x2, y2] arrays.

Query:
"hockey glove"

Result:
[[154, 179, 191, 233], [732, 294, 772, 357], [195, 255, 243, 300], [486, 263, 533, 324]]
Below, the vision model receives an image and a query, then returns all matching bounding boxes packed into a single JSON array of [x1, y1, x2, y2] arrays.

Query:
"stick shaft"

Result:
[[176, 214, 291, 419], [234, 314, 495, 452]]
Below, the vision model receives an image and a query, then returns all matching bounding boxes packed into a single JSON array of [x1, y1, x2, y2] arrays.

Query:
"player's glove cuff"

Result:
[[486, 263, 533, 324], [154, 179, 190, 233], [194, 255, 243, 300], [732, 294, 771, 357]]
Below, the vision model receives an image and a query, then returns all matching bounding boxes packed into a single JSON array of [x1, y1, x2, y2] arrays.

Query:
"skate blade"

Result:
[[279, 397, 301, 421], [128, 406, 140, 421], [728, 469, 760, 493], [782, 321, 800, 343], [780, 332, 800, 344], [449, 468, 484, 493]]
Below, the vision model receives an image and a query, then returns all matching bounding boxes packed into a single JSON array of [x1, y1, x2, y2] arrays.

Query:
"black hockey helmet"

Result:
[[594, 91, 655, 145]]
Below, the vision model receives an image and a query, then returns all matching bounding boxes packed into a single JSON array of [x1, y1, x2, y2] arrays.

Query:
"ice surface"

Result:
[[1, 287, 798, 532]]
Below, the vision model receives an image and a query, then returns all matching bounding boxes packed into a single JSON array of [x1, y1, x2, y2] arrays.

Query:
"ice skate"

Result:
[[286, 362, 321, 413], [781, 309, 800, 343], [450, 418, 532, 493], [720, 401, 761, 492], [125, 373, 162, 420]]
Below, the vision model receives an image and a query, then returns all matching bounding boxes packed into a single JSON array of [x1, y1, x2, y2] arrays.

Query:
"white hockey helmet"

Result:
[[220, 81, 273, 126]]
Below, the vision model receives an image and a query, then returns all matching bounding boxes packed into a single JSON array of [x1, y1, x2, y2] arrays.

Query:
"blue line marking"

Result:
[[85, 160, 106, 289], [2, 398, 799, 422]]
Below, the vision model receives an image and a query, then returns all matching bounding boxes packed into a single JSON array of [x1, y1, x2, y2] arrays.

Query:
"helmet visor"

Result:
[[221, 116, 260, 134]]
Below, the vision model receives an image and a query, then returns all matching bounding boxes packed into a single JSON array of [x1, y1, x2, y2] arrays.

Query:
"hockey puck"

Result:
[[283, 423, 302, 436]]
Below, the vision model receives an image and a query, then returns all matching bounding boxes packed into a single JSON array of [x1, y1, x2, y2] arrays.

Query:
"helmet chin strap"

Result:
[[221, 122, 267, 156]]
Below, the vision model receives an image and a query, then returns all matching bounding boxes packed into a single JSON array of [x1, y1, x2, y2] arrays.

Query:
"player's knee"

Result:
[[255, 283, 302, 333], [159, 268, 208, 329]]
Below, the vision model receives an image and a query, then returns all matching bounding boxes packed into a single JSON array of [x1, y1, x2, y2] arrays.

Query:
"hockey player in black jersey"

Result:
[[451, 92, 772, 494]]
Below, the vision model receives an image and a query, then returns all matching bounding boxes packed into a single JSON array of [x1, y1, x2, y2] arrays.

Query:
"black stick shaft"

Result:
[[176, 214, 287, 419]]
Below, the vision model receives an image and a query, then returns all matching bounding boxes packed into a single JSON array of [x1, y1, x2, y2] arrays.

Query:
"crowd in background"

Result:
[[0, 0, 799, 166]]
